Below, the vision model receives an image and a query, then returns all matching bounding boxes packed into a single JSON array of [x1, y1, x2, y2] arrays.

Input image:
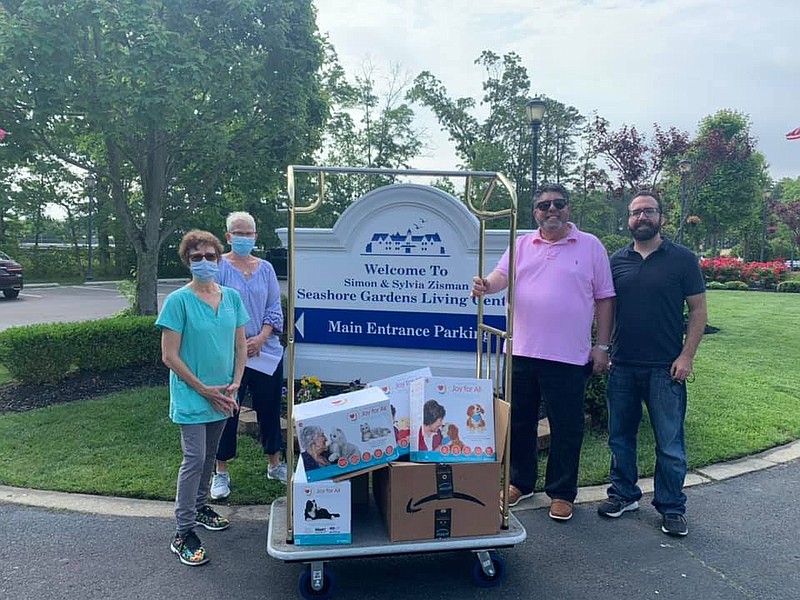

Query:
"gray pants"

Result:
[[175, 420, 227, 534]]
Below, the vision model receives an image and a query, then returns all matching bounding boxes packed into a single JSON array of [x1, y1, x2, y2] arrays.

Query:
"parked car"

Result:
[[0, 250, 24, 299]]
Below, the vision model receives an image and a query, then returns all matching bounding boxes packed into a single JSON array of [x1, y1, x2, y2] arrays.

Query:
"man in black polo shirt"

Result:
[[597, 190, 707, 537]]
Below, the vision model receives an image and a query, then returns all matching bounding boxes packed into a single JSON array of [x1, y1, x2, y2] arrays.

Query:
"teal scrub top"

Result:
[[156, 285, 249, 424]]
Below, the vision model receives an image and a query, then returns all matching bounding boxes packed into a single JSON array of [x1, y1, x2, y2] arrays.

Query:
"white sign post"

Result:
[[277, 183, 514, 384]]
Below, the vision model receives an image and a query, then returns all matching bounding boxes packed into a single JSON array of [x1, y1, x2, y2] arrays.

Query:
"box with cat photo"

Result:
[[294, 386, 399, 482], [409, 376, 496, 463], [366, 367, 432, 457], [292, 461, 351, 545]]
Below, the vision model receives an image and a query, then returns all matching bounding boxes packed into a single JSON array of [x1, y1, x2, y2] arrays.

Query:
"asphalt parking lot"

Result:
[[0, 281, 186, 331]]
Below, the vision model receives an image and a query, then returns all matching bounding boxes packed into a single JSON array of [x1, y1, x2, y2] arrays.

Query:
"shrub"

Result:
[[584, 374, 608, 430], [706, 281, 726, 290], [724, 280, 749, 290], [0, 317, 160, 384], [777, 280, 800, 293]]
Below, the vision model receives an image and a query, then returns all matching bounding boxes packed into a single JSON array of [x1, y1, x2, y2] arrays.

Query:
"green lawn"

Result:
[[0, 289, 798, 504]]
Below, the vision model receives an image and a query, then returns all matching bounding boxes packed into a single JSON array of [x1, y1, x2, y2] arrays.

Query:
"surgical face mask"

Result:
[[190, 259, 219, 282], [230, 236, 256, 256]]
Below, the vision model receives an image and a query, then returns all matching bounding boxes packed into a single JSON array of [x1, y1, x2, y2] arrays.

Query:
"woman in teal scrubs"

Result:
[[156, 229, 248, 567]]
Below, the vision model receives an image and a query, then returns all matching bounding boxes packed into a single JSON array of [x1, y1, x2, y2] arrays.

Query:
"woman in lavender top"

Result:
[[209, 211, 286, 499]]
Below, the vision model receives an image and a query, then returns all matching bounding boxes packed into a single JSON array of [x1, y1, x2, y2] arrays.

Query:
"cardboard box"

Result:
[[409, 376, 496, 463], [373, 399, 509, 542], [294, 386, 399, 482], [366, 367, 432, 457], [373, 461, 501, 542], [292, 461, 351, 546]]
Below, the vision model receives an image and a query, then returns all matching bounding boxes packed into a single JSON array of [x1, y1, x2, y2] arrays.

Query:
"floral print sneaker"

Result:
[[171, 530, 208, 566], [195, 505, 230, 531]]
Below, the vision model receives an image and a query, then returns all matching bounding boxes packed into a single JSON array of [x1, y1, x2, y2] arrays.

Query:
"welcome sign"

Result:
[[277, 183, 513, 383]]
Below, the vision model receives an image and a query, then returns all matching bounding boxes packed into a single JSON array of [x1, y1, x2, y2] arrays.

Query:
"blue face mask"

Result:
[[231, 236, 256, 256], [190, 259, 219, 282]]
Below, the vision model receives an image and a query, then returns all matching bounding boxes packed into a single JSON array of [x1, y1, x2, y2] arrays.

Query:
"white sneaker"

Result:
[[267, 462, 288, 483], [210, 471, 230, 500]]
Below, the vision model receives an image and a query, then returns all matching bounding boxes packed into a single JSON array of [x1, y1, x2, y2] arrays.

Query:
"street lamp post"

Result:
[[85, 174, 97, 281], [760, 190, 771, 262], [526, 97, 546, 228], [677, 159, 692, 245]]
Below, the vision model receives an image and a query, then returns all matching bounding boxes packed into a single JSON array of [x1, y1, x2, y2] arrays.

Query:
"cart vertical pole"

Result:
[[285, 165, 297, 543]]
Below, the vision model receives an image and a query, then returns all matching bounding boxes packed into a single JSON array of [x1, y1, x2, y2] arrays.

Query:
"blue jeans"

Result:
[[606, 364, 687, 515]]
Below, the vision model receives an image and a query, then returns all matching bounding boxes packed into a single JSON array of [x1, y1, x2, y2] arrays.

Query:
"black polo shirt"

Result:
[[610, 237, 705, 367]]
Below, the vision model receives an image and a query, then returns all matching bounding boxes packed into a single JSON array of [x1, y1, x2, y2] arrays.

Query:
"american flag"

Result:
[[787, 127, 800, 141]]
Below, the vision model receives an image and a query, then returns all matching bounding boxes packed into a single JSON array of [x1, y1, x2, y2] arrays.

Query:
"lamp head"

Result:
[[526, 97, 546, 125]]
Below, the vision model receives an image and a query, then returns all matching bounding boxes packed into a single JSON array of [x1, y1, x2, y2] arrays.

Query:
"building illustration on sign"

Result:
[[364, 221, 448, 256]]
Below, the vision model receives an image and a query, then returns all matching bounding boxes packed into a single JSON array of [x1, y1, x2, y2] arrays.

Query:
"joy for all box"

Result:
[[409, 376, 496, 463], [292, 461, 351, 546], [366, 367, 431, 457], [294, 386, 399, 482]]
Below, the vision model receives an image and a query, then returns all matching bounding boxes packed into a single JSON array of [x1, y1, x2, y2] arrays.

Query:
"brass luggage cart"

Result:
[[267, 166, 524, 599]]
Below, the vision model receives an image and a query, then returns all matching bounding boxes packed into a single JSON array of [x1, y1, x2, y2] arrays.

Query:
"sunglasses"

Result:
[[188, 252, 218, 262], [535, 199, 568, 211]]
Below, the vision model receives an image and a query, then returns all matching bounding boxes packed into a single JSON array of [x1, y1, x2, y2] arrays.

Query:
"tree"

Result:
[[687, 111, 765, 255], [409, 50, 586, 221], [0, 0, 327, 313], [591, 116, 691, 193], [311, 59, 424, 227]]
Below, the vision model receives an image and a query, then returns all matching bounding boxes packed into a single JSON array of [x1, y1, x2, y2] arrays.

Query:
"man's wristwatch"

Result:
[[594, 344, 611, 352]]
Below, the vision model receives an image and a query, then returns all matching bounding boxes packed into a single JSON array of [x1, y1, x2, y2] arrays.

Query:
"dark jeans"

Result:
[[606, 364, 688, 515], [509, 356, 589, 502], [216, 361, 284, 461]]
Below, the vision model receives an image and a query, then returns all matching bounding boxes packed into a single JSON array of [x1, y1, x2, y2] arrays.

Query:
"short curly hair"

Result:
[[178, 229, 224, 267]]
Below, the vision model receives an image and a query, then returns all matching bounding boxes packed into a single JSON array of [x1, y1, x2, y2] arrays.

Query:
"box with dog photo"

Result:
[[366, 367, 431, 457], [294, 386, 399, 482], [409, 376, 495, 463], [292, 461, 351, 545]]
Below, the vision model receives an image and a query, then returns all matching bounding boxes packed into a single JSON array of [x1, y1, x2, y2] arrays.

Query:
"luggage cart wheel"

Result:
[[472, 551, 506, 587], [298, 562, 335, 600]]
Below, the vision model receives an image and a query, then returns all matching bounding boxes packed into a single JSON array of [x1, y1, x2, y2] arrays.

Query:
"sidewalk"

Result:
[[2, 439, 798, 521]]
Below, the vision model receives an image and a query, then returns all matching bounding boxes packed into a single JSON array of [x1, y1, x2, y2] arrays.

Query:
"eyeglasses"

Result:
[[188, 252, 218, 262], [628, 208, 660, 218], [535, 199, 568, 211], [230, 230, 256, 237]]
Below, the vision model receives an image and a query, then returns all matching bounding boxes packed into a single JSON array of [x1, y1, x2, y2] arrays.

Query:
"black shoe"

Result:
[[170, 530, 209, 566], [661, 513, 688, 537], [597, 497, 639, 518]]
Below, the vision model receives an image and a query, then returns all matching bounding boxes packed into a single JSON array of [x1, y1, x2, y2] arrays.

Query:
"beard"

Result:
[[629, 220, 661, 241]]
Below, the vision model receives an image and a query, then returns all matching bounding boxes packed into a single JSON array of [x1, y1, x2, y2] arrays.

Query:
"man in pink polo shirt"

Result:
[[472, 183, 615, 521]]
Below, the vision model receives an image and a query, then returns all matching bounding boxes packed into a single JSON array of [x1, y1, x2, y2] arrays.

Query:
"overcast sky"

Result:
[[315, 0, 800, 182]]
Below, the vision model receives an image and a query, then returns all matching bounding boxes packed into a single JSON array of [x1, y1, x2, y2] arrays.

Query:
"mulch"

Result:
[[0, 363, 170, 413]]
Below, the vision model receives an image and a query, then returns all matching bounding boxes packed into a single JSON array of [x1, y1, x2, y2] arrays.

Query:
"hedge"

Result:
[[0, 316, 160, 384], [777, 280, 800, 293]]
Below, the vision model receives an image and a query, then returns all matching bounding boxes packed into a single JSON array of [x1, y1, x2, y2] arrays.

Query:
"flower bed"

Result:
[[700, 257, 788, 288]]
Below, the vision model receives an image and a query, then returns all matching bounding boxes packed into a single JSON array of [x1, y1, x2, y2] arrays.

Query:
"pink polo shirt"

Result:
[[495, 223, 615, 366]]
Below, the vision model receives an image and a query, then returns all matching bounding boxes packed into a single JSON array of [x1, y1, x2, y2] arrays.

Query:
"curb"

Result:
[[1, 440, 798, 521]]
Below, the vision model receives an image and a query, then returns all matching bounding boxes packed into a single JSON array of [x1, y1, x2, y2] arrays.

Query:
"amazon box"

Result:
[[373, 461, 501, 542], [292, 461, 351, 546], [294, 386, 399, 482], [366, 367, 432, 457], [409, 376, 496, 463]]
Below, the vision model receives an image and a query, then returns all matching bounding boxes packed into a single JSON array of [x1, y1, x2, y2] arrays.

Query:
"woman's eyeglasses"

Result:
[[535, 199, 568, 211], [188, 253, 218, 262]]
